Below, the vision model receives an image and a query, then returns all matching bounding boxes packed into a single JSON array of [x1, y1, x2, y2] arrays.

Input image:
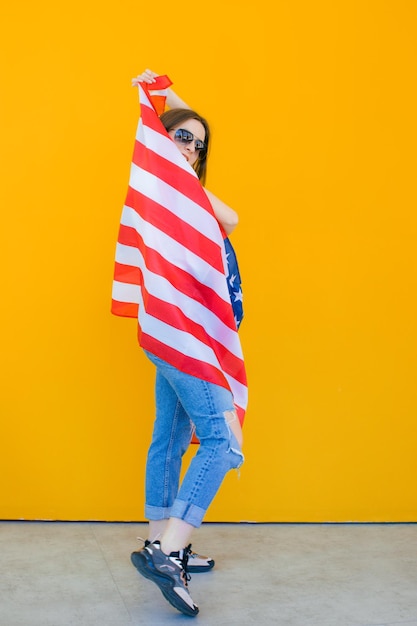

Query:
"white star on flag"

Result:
[[233, 288, 243, 303]]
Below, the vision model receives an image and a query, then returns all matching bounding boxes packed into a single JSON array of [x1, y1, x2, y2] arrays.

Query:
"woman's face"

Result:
[[169, 119, 206, 167]]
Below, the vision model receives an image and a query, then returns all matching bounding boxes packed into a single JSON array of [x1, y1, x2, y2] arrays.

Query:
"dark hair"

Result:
[[160, 108, 210, 186]]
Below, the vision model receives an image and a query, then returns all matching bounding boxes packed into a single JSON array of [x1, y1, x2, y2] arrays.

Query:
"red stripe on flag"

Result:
[[111, 299, 138, 318], [113, 260, 141, 285], [140, 333, 229, 391], [140, 100, 168, 132]]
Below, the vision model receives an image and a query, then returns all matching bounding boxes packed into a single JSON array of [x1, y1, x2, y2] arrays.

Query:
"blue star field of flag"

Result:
[[224, 237, 244, 329]]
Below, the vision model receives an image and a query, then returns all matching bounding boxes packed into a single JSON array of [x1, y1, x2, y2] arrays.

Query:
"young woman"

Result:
[[128, 70, 244, 618]]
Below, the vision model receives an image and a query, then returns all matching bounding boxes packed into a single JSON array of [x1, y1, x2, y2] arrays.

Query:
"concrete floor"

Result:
[[1, 521, 417, 626]]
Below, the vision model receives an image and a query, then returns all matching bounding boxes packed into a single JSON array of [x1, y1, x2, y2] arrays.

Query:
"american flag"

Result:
[[111, 78, 248, 423]]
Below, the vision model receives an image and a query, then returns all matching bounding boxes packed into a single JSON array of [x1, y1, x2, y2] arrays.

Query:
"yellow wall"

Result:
[[1, 0, 416, 521]]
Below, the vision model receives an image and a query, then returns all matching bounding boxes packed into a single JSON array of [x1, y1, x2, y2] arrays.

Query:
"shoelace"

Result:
[[178, 548, 191, 583]]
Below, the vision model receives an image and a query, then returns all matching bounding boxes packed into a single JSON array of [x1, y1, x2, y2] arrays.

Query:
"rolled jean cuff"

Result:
[[170, 499, 206, 528], [145, 504, 171, 521]]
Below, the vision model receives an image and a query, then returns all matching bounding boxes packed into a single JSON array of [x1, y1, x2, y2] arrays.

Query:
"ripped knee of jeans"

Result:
[[223, 409, 244, 469]]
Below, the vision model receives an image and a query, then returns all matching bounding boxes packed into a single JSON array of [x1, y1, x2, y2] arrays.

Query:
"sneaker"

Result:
[[131, 541, 199, 617], [185, 543, 215, 573]]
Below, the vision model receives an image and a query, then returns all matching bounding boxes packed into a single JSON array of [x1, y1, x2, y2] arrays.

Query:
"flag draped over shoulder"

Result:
[[111, 77, 248, 423]]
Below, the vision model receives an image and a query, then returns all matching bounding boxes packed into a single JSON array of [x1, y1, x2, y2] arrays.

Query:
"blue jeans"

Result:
[[144, 351, 244, 528]]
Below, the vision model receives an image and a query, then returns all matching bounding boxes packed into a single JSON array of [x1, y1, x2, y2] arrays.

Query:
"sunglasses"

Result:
[[173, 128, 206, 153]]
